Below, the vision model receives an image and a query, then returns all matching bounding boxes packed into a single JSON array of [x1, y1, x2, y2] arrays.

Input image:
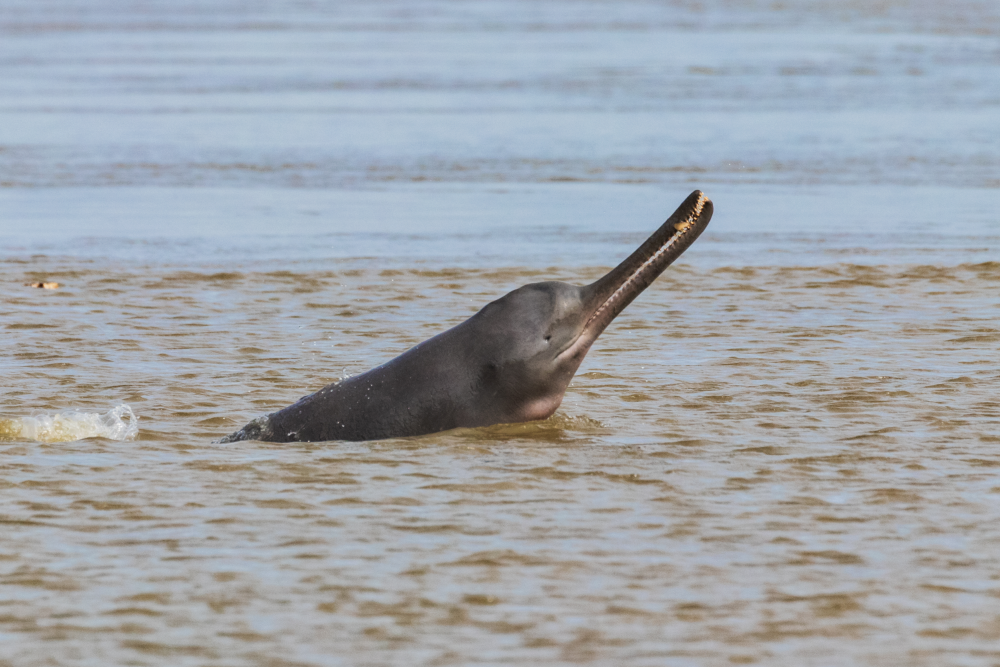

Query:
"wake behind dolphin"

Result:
[[221, 190, 713, 443]]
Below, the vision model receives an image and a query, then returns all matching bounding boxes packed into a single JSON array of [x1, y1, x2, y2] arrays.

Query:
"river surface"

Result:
[[1, 1, 999, 665]]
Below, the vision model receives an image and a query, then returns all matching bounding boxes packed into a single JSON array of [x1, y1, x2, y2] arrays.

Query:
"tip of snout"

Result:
[[671, 190, 712, 234]]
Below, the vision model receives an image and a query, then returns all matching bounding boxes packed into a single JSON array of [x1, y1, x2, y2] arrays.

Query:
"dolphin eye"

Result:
[[544, 335, 551, 342]]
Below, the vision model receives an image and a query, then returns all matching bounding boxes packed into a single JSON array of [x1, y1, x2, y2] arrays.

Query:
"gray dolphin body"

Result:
[[220, 190, 713, 443]]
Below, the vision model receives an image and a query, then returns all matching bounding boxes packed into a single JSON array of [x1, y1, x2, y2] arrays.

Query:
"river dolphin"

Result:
[[220, 190, 713, 443]]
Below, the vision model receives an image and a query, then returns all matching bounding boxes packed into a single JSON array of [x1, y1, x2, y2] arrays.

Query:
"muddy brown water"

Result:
[[3, 259, 999, 666], [2, 0, 1000, 665]]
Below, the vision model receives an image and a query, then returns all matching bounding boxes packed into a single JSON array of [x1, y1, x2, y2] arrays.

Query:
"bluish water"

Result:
[[1, 1, 998, 665]]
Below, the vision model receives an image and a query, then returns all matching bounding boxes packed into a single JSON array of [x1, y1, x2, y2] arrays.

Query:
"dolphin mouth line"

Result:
[[556, 190, 712, 362], [583, 191, 709, 332]]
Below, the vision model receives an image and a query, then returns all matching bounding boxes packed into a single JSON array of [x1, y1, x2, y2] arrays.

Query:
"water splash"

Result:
[[0, 404, 139, 443]]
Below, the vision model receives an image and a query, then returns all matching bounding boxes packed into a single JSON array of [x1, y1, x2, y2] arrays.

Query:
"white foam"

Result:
[[0, 404, 139, 443]]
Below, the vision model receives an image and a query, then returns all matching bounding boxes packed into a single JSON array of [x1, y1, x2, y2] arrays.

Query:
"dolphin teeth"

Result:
[[583, 191, 711, 332], [673, 193, 707, 232], [693, 191, 708, 214]]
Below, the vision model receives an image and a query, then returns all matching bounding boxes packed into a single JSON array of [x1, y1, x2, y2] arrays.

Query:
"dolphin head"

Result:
[[468, 190, 714, 424]]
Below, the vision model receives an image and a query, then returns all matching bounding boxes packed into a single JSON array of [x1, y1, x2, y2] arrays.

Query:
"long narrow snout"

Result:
[[577, 190, 713, 345]]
